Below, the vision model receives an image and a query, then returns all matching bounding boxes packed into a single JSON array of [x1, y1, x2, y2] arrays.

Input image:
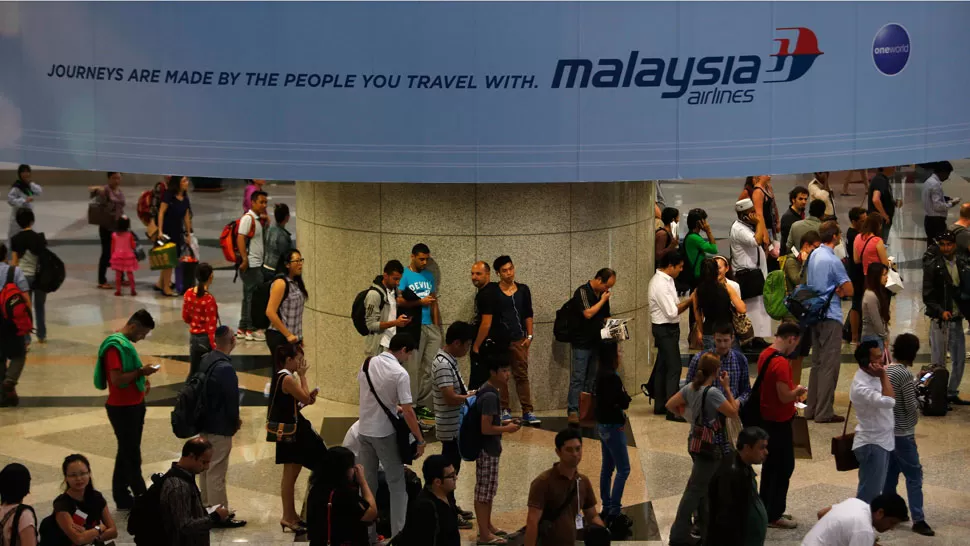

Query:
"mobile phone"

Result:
[[150, 364, 161, 370], [206, 504, 222, 515]]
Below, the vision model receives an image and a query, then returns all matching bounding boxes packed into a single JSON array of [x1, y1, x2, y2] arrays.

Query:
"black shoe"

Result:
[[913, 521, 935, 536], [456, 506, 475, 520], [457, 514, 474, 530], [666, 413, 687, 423], [948, 396, 970, 406], [611, 513, 634, 529], [214, 518, 247, 528], [114, 496, 135, 510]]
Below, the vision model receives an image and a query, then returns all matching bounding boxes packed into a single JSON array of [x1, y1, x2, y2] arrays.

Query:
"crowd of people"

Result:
[[0, 164, 967, 545]]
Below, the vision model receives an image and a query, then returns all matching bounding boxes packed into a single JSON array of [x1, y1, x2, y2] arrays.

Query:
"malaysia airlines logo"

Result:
[[765, 27, 824, 83]]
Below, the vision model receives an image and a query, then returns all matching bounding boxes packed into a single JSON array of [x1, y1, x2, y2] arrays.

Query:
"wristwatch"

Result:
[[527, 335, 534, 341], [94, 525, 102, 537]]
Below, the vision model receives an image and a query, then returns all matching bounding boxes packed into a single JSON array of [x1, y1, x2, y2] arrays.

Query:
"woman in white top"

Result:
[[808, 172, 837, 220]]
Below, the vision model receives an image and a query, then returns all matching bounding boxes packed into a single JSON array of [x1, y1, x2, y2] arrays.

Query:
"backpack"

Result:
[[763, 270, 789, 320], [352, 286, 385, 336], [37, 513, 70, 546], [783, 251, 835, 327], [0, 268, 32, 337], [458, 385, 494, 461], [739, 350, 780, 428], [127, 470, 195, 546], [918, 365, 950, 417], [33, 248, 65, 293], [219, 213, 257, 266], [136, 182, 166, 224], [553, 299, 575, 343], [170, 357, 224, 439], [1, 504, 36, 546], [250, 275, 289, 331]]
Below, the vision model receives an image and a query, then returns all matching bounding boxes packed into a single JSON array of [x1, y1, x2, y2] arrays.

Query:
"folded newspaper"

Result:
[[601, 318, 631, 341]]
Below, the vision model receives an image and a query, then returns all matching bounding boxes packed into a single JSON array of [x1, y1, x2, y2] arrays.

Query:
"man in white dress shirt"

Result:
[[849, 341, 896, 504], [730, 198, 772, 340], [648, 249, 691, 421]]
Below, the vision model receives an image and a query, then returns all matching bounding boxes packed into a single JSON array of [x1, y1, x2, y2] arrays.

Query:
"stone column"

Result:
[[297, 181, 656, 411]]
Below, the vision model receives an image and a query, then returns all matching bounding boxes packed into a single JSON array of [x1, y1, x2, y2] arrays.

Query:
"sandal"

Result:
[[97, 283, 114, 290], [477, 538, 508, 545]]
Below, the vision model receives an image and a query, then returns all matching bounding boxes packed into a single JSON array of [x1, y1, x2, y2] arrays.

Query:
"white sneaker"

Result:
[[244, 331, 254, 341], [251, 330, 266, 342], [235, 329, 248, 339]]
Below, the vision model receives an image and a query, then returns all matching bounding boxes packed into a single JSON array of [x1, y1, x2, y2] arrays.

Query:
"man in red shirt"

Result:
[[756, 322, 807, 531], [94, 309, 157, 509]]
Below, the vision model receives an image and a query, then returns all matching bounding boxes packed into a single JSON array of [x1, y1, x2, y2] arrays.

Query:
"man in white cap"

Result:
[[730, 198, 772, 343]]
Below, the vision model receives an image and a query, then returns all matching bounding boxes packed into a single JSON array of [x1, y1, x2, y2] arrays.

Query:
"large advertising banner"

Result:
[[0, 2, 968, 182]]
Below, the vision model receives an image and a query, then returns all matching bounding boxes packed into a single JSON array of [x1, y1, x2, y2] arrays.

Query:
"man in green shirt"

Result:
[[707, 427, 770, 545], [785, 199, 826, 252], [684, 208, 719, 280]]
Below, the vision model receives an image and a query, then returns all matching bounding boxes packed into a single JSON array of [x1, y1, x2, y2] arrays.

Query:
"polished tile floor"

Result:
[[4, 169, 970, 545]]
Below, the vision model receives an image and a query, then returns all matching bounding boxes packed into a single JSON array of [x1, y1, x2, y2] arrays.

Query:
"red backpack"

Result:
[[136, 181, 167, 224], [0, 267, 32, 336], [219, 212, 257, 265]]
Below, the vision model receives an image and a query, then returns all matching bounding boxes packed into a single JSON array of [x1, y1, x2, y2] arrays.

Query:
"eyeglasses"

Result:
[[288, 258, 305, 264], [442, 473, 457, 481], [66, 472, 90, 479]]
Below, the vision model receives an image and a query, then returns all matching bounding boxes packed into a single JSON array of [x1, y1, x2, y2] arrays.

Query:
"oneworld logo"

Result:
[[550, 27, 823, 105], [872, 23, 910, 76]]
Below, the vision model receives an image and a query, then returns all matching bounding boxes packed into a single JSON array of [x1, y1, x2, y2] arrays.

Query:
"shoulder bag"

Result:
[[538, 477, 578, 543], [363, 358, 418, 465], [687, 386, 724, 459], [831, 402, 858, 471], [735, 234, 766, 299], [265, 372, 298, 443]]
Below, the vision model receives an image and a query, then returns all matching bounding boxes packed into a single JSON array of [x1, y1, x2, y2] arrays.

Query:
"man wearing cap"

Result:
[[922, 229, 970, 405], [921, 161, 958, 244], [730, 198, 772, 341]]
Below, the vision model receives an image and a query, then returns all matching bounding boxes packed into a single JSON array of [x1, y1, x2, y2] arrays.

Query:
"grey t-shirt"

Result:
[[431, 351, 465, 442], [478, 385, 502, 456], [680, 383, 727, 425], [953, 223, 970, 254]]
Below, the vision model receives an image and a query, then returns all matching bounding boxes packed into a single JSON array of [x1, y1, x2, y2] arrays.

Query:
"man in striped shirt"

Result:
[[431, 321, 477, 528], [885, 333, 935, 536]]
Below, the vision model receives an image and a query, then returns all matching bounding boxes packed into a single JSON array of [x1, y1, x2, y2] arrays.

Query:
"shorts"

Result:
[[474, 451, 500, 504]]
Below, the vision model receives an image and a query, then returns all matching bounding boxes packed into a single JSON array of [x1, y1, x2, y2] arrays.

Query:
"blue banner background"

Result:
[[0, 1, 967, 182]]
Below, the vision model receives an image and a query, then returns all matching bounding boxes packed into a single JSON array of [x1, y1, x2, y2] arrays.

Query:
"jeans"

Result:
[[200, 433, 232, 510], [237, 266, 263, 331], [806, 319, 842, 420], [597, 424, 631, 517], [568, 346, 599, 413], [188, 333, 211, 379], [925, 216, 948, 244], [854, 443, 891, 504], [884, 435, 925, 523], [652, 324, 681, 415], [359, 433, 407, 540], [929, 317, 965, 397], [670, 453, 721, 543], [861, 334, 884, 350], [106, 403, 147, 502], [0, 337, 26, 385], [441, 439, 462, 508], [759, 419, 795, 522], [25, 275, 46, 341], [98, 226, 112, 285]]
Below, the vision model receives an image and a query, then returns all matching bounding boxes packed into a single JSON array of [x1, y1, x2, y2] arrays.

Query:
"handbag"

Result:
[[732, 310, 755, 345], [885, 268, 904, 294], [792, 415, 813, 459], [363, 358, 418, 465], [831, 402, 858, 471], [134, 245, 147, 262], [688, 386, 724, 459], [735, 245, 765, 299], [149, 242, 177, 271], [578, 392, 596, 427], [87, 191, 115, 229], [265, 372, 298, 443]]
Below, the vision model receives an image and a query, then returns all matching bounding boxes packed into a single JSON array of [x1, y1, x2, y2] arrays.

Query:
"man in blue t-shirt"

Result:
[[804, 220, 853, 424], [398, 243, 442, 418]]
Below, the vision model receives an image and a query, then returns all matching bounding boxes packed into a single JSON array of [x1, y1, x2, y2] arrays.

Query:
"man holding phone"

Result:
[[567, 268, 615, 424], [363, 260, 412, 357]]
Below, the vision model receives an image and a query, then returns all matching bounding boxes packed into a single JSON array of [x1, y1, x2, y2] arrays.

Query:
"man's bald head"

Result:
[[960, 203, 970, 220], [471, 261, 491, 289]]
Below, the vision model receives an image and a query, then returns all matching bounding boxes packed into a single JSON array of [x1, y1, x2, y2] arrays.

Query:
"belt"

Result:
[[652, 323, 679, 329]]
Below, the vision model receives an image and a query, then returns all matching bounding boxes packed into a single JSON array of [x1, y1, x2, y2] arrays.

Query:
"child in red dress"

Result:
[[109, 216, 139, 296]]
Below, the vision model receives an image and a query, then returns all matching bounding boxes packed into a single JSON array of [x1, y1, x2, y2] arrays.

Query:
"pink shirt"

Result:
[[853, 233, 883, 274]]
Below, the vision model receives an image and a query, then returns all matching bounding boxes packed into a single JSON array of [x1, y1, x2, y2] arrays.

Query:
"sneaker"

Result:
[[415, 406, 435, 421], [250, 330, 266, 342], [611, 513, 634, 529], [235, 329, 248, 339], [948, 395, 970, 406], [768, 517, 798, 529], [912, 521, 935, 536], [567, 412, 580, 425], [500, 409, 513, 423], [522, 412, 542, 426], [243, 330, 254, 341], [457, 514, 474, 530]]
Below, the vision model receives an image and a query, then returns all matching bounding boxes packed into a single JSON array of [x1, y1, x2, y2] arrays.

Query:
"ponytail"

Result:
[[195, 263, 214, 299], [691, 353, 720, 390]]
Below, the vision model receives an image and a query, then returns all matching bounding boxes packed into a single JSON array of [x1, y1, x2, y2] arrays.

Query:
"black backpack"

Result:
[[170, 358, 223, 439], [553, 299, 575, 343], [919, 365, 950, 417], [458, 384, 494, 461], [1, 504, 36, 546], [127, 470, 195, 545], [33, 246, 65, 294], [250, 274, 288, 331], [739, 350, 781, 428], [351, 286, 385, 336]]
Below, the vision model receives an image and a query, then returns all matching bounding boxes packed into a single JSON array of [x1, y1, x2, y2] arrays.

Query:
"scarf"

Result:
[[93, 332, 146, 391], [11, 178, 32, 197]]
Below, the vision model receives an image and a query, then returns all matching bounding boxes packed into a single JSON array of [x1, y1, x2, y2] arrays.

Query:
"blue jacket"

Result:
[[200, 351, 240, 437]]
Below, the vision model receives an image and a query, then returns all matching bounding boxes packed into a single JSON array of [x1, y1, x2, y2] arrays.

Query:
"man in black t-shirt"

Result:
[[469, 261, 494, 389], [845, 207, 868, 344], [398, 455, 461, 546], [567, 268, 615, 424], [868, 167, 898, 241]]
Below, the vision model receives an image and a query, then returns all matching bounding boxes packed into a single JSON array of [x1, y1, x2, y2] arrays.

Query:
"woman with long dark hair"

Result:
[[853, 212, 890, 277], [268, 343, 326, 534], [265, 249, 309, 357], [182, 263, 218, 378], [692, 258, 745, 350], [306, 446, 377, 546], [861, 263, 891, 350], [594, 343, 633, 532], [155, 176, 192, 297], [50, 454, 117, 545], [0, 463, 37, 546]]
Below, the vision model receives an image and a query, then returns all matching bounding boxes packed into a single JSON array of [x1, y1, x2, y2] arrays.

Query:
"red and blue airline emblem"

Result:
[[765, 27, 824, 83]]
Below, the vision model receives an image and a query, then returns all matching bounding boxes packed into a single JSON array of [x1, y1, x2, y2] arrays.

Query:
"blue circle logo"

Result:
[[872, 23, 910, 76]]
